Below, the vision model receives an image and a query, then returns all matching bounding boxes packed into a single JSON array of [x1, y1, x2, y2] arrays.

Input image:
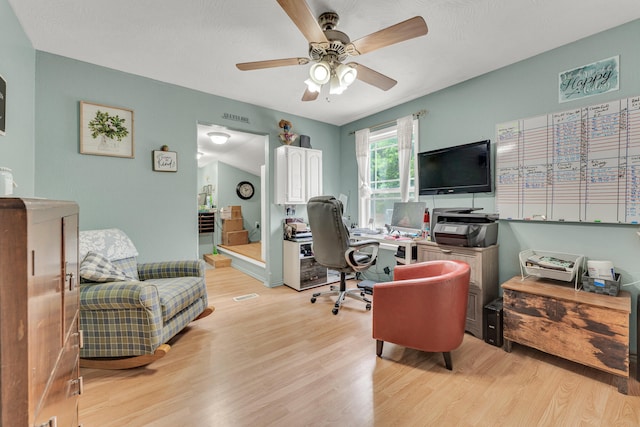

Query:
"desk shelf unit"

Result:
[[198, 211, 215, 234], [283, 240, 340, 291], [417, 241, 499, 339]]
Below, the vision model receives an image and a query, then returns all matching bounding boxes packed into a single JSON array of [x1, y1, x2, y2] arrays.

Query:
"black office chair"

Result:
[[307, 196, 380, 315]]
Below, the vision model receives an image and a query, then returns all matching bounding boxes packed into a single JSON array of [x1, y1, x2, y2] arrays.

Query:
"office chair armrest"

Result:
[[345, 240, 379, 272], [349, 239, 380, 249]]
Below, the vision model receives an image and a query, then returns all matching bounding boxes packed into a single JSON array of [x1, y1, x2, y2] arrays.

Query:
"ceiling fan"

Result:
[[236, 0, 428, 101]]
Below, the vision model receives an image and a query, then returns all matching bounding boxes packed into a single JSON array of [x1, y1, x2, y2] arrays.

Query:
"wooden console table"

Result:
[[502, 275, 631, 394]]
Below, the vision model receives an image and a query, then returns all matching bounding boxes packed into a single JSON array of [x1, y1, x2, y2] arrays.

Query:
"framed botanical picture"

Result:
[[152, 150, 178, 172], [80, 101, 134, 158], [0, 74, 6, 136]]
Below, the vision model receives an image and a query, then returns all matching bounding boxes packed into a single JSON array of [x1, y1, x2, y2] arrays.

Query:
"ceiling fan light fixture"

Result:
[[304, 78, 322, 93], [329, 74, 346, 95], [337, 64, 357, 87], [207, 132, 230, 145], [309, 61, 331, 84]]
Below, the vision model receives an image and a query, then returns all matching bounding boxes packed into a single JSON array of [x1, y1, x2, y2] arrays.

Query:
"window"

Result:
[[360, 120, 418, 229]]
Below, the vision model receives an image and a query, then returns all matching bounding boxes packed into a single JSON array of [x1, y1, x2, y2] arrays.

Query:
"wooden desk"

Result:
[[502, 276, 631, 394], [350, 233, 420, 265]]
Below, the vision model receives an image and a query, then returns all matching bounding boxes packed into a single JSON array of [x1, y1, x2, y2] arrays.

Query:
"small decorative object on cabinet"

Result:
[[502, 275, 631, 394], [0, 198, 81, 427], [275, 145, 322, 204], [278, 119, 299, 145], [417, 241, 498, 339]]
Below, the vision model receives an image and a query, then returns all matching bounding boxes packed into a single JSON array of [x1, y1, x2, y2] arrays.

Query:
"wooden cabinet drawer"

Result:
[[422, 249, 480, 284]]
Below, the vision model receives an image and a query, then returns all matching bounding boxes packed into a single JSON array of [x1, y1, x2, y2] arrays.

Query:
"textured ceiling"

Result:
[[9, 0, 640, 126]]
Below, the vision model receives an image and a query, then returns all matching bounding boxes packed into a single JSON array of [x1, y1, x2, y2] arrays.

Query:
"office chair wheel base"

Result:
[[366, 303, 372, 311], [310, 297, 317, 303], [332, 308, 339, 315]]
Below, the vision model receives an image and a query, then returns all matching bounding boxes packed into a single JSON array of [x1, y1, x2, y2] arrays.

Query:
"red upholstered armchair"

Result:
[[372, 260, 471, 370]]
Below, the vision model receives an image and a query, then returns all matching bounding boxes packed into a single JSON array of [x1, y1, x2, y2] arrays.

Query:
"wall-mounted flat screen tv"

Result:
[[418, 140, 492, 195]]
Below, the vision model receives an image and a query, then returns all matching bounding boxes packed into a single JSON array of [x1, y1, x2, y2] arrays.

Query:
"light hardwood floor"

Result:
[[219, 242, 263, 262], [79, 267, 639, 426]]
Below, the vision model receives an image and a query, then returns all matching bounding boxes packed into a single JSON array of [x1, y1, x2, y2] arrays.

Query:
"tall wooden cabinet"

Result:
[[417, 241, 499, 339], [0, 198, 81, 427], [275, 145, 322, 204]]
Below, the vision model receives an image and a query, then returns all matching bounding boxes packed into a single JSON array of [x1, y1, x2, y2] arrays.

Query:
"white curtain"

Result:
[[397, 115, 414, 202], [355, 128, 371, 227]]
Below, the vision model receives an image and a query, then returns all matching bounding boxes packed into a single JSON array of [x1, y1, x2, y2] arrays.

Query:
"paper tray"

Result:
[[519, 249, 585, 288]]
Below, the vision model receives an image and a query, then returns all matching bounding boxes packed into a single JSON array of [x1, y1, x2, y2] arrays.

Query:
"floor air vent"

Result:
[[233, 293, 259, 302]]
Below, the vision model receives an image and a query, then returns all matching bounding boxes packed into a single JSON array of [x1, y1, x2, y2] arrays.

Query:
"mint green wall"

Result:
[[33, 52, 340, 288], [340, 19, 640, 353], [0, 0, 35, 195]]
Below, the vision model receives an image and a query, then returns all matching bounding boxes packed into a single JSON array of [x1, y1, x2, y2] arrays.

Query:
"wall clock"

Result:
[[236, 181, 255, 200]]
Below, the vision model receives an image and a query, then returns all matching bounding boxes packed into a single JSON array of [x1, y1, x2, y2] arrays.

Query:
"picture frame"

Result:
[[558, 56, 619, 103], [0, 74, 6, 136], [80, 101, 134, 158], [152, 150, 178, 172]]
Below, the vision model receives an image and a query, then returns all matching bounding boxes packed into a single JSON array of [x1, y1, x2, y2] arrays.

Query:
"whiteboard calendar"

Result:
[[496, 95, 640, 224]]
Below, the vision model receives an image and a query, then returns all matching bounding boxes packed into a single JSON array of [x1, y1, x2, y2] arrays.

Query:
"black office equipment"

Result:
[[431, 208, 498, 247], [484, 298, 503, 347]]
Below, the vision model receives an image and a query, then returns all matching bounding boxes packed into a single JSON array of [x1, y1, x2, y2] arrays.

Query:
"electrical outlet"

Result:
[[255, 221, 260, 229]]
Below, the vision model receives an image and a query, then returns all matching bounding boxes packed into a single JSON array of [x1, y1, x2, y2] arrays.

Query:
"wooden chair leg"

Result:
[[442, 351, 453, 370], [80, 344, 171, 370], [376, 340, 384, 357], [194, 305, 215, 320]]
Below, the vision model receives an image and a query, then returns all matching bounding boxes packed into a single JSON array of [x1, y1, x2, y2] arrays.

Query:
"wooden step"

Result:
[[204, 253, 231, 268]]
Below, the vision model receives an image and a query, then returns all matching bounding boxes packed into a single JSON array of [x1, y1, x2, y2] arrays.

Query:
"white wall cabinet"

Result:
[[276, 145, 322, 204]]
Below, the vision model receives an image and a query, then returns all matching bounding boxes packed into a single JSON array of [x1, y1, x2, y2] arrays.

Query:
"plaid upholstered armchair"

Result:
[[78, 228, 213, 369]]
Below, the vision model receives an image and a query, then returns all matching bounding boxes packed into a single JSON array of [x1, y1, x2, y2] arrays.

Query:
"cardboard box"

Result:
[[222, 218, 244, 233], [220, 205, 243, 220], [222, 230, 249, 246]]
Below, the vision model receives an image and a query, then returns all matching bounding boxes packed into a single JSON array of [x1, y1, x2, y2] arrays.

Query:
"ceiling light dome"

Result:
[[207, 132, 230, 145], [309, 61, 331, 84], [329, 75, 346, 95], [304, 78, 322, 93], [336, 63, 357, 87]]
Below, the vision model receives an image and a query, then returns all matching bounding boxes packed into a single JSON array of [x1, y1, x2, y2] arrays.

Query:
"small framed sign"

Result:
[[152, 150, 178, 172], [559, 56, 619, 103]]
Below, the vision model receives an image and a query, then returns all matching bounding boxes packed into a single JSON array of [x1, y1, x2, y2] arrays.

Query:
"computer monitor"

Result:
[[390, 201, 426, 235]]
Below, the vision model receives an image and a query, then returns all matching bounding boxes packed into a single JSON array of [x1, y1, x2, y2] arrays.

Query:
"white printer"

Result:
[[431, 208, 498, 247]]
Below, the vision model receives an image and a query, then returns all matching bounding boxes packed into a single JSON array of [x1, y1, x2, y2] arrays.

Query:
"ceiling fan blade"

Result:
[[350, 16, 428, 55], [277, 0, 328, 43], [236, 57, 309, 71], [349, 63, 397, 91], [302, 88, 319, 101]]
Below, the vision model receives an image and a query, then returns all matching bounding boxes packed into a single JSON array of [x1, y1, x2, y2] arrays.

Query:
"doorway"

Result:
[[196, 122, 268, 277]]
